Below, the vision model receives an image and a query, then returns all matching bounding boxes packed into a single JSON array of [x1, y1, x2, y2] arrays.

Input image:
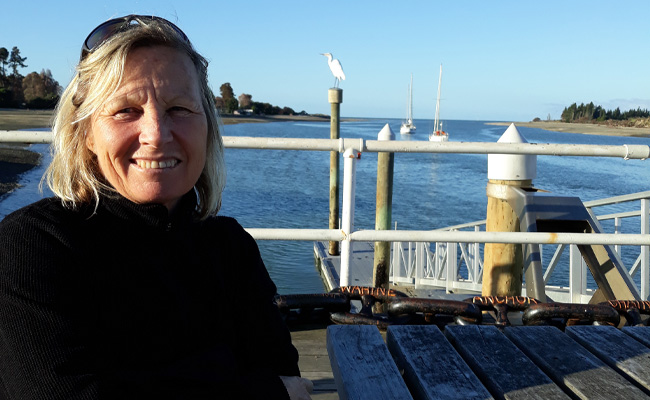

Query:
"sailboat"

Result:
[[399, 74, 416, 134], [429, 64, 448, 142]]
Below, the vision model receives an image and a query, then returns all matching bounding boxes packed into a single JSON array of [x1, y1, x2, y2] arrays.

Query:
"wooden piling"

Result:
[[482, 179, 531, 296], [483, 123, 536, 297], [373, 124, 395, 290], [328, 89, 342, 255]]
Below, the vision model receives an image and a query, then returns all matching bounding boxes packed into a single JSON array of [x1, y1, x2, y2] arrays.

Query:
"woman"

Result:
[[0, 15, 311, 399]]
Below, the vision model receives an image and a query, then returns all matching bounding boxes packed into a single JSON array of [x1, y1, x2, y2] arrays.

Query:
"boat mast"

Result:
[[408, 74, 413, 123], [434, 64, 442, 132]]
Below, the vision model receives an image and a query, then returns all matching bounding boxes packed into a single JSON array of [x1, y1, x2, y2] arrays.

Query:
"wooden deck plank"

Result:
[[326, 324, 413, 400], [623, 326, 650, 348], [566, 325, 650, 395], [387, 325, 493, 400], [444, 325, 570, 400], [504, 326, 647, 399], [290, 324, 338, 399]]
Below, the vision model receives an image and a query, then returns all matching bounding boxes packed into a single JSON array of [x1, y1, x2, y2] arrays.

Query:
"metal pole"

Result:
[[328, 88, 342, 255], [373, 124, 395, 290], [340, 147, 358, 287]]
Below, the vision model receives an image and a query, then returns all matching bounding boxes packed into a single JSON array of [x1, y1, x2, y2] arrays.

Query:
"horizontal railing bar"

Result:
[[0, 131, 52, 143], [353, 230, 650, 245], [2, 131, 649, 159], [438, 219, 486, 231], [245, 228, 343, 241], [584, 191, 650, 207], [227, 137, 650, 159], [597, 210, 642, 221], [246, 228, 650, 246]]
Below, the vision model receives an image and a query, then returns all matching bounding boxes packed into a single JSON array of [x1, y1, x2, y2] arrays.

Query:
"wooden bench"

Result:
[[504, 325, 647, 399], [386, 325, 493, 400], [326, 324, 413, 400], [327, 324, 650, 400], [566, 325, 650, 395], [444, 325, 569, 399]]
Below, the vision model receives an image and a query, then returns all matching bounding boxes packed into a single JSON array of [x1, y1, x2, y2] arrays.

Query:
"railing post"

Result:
[[642, 198, 649, 299], [339, 147, 359, 287], [328, 88, 342, 255], [483, 123, 537, 297], [373, 124, 395, 290]]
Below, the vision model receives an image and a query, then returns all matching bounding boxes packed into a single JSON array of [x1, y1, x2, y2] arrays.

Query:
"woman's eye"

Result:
[[169, 106, 192, 115], [115, 107, 137, 115]]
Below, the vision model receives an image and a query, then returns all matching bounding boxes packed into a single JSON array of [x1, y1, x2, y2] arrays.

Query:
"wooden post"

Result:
[[373, 124, 395, 290], [328, 88, 342, 255], [482, 124, 536, 297], [483, 179, 531, 296]]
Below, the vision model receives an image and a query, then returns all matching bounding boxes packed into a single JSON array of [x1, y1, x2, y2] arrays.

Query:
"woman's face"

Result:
[[87, 45, 208, 211]]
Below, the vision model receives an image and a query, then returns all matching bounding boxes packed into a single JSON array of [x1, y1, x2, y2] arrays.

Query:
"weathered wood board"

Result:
[[504, 325, 647, 399], [387, 324, 493, 400], [326, 324, 413, 400], [567, 325, 650, 394], [445, 325, 569, 400]]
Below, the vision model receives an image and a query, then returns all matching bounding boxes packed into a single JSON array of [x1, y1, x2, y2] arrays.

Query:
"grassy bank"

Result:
[[0, 109, 55, 130], [488, 121, 650, 137], [0, 109, 332, 130]]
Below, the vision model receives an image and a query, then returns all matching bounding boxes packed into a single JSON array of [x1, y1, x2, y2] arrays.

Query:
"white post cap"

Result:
[[487, 123, 537, 180], [377, 123, 395, 141]]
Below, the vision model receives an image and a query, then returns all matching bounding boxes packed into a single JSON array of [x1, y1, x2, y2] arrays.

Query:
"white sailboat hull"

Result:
[[400, 121, 416, 134], [401, 74, 416, 135], [429, 132, 449, 142], [430, 64, 448, 142]]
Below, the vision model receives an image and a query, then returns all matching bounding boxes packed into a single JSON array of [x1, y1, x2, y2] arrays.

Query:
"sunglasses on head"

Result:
[[80, 15, 189, 60]]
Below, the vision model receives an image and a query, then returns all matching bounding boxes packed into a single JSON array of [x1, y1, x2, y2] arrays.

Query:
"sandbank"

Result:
[[487, 121, 650, 138]]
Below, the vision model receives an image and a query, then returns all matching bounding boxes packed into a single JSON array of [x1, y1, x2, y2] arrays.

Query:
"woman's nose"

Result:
[[139, 108, 173, 147]]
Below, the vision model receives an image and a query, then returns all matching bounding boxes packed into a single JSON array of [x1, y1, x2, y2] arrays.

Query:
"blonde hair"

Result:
[[45, 17, 225, 219]]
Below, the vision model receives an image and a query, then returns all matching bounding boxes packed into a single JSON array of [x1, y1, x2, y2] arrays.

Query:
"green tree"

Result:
[[225, 97, 239, 113], [0, 47, 8, 80], [220, 82, 234, 101], [8, 46, 27, 77], [22, 72, 46, 102]]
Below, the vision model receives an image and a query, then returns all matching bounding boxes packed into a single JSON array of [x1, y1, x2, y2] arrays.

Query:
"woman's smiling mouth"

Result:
[[134, 159, 179, 169]]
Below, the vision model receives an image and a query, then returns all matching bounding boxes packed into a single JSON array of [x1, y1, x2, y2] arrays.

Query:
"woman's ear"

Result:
[[85, 129, 95, 152]]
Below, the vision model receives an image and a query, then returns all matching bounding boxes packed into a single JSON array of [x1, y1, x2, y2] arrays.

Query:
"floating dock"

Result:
[[313, 241, 473, 300]]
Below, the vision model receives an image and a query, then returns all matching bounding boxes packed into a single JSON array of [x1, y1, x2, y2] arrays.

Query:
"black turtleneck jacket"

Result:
[[0, 193, 299, 399]]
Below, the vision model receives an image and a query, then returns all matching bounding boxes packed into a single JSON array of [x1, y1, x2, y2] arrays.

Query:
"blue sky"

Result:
[[3, 1, 649, 121]]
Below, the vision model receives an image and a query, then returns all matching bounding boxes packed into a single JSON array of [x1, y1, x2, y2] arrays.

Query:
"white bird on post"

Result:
[[321, 53, 345, 88]]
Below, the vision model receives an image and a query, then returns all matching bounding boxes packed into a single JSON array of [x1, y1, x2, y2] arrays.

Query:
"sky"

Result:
[[2, 0, 650, 121]]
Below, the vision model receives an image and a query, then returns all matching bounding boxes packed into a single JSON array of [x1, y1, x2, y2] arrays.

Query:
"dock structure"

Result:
[[313, 241, 473, 300]]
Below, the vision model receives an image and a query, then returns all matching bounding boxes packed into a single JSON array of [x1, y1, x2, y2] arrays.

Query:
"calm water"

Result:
[[2, 120, 649, 294]]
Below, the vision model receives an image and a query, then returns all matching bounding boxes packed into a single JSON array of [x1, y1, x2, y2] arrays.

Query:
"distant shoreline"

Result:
[[3, 110, 649, 198], [487, 121, 650, 138], [0, 109, 335, 130]]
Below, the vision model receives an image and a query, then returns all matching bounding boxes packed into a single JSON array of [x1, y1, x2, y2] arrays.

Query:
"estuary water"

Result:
[[2, 120, 649, 294]]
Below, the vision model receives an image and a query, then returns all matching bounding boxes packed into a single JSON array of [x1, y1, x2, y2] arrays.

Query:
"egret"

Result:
[[321, 53, 345, 88]]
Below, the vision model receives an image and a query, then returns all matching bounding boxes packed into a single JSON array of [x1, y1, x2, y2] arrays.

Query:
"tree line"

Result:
[[561, 102, 650, 123], [1, 46, 306, 115], [216, 82, 307, 116], [0, 46, 62, 108]]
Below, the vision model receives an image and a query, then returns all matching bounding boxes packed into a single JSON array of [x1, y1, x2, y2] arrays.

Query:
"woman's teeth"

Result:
[[136, 159, 178, 169]]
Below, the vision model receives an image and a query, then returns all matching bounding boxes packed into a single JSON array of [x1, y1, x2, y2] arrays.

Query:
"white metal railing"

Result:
[[2, 130, 650, 300], [390, 192, 650, 302]]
